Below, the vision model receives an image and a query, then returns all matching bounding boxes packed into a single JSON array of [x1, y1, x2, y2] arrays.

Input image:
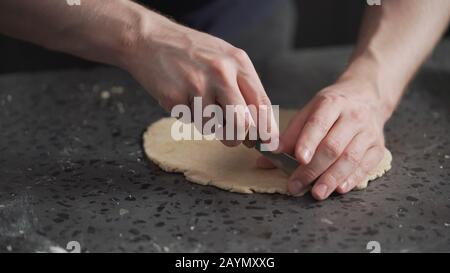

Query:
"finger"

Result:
[[294, 96, 341, 164], [207, 55, 253, 147], [335, 167, 366, 194], [336, 145, 385, 193], [256, 107, 310, 170], [288, 116, 360, 194], [278, 106, 311, 153], [216, 80, 252, 147], [235, 51, 279, 151], [189, 92, 216, 134], [310, 132, 370, 200]]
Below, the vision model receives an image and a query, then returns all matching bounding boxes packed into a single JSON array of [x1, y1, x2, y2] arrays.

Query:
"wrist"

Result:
[[110, 2, 151, 70], [339, 55, 398, 122], [114, 4, 185, 71]]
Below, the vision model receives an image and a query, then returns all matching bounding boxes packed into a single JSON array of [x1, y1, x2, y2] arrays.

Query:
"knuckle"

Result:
[[301, 167, 319, 182], [187, 73, 207, 96], [360, 147, 384, 173], [322, 137, 342, 158], [357, 167, 369, 180], [342, 149, 361, 166], [191, 88, 205, 97], [295, 144, 309, 160], [359, 160, 371, 173], [231, 48, 249, 63], [349, 109, 366, 122], [258, 94, 272, 106], [159, 99, 174, 111], [322, 173, 340, 187], [159, 92, 186, 110], [306, 115, 328, 133], [366, 131, 382, 146], [209, 57, 231, 75], [316, 93, 331, 104], [317, 93, 342, 106]]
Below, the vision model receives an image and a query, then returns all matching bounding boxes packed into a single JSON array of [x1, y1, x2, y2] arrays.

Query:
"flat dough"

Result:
[[143, 110, 392, 196]]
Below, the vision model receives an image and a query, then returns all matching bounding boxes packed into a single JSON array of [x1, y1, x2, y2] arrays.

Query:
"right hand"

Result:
[[121, 16, 278, 147]]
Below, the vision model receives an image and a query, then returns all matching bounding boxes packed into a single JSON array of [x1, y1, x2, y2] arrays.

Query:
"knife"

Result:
[[254, 139, 299, 176]]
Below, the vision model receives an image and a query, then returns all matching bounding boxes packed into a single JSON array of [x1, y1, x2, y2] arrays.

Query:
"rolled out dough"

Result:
[[143, 110, 392, 196]]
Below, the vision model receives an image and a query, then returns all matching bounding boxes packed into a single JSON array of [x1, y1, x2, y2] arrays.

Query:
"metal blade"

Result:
[[254, 140, 299, 176]]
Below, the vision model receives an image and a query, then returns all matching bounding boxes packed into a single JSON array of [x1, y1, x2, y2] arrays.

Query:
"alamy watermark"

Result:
[[66, 241, 81, 253], [66, 0, 81, 6], [366, 0, 381, 6], [366, 241, 381, 253]]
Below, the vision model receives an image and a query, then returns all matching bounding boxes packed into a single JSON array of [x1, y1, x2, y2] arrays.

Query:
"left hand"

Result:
[[257, 77, 389, 200]]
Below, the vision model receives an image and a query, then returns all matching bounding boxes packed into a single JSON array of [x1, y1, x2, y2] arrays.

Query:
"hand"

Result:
[[257, 77, 389, 200], [121, 15, 278, 146]]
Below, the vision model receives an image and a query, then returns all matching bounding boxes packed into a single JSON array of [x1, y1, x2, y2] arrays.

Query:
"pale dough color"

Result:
[[143, 110, 392, 196]]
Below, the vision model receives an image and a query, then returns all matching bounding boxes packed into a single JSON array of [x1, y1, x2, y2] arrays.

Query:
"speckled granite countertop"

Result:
[[0, 40, 449, 253]]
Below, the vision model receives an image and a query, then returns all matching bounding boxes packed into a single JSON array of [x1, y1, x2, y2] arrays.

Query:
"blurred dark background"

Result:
[[0, 0, 448, 74]]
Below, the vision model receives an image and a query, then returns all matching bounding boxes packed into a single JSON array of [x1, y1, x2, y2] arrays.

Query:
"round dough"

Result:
[[143, 110, 392, 196]]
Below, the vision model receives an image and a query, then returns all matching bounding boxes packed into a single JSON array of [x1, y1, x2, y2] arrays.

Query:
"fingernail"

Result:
[[341, 181, 349, 192], [302, 148, 311, 163], [288, 180, 304, 195], [315, 184, 328, 199]]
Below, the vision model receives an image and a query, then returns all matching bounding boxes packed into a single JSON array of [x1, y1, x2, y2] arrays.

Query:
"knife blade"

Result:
[[254, 140, 299, 176]]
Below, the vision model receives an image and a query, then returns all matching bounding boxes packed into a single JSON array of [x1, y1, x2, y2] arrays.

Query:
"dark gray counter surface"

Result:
[[0, 40, 449, 253]]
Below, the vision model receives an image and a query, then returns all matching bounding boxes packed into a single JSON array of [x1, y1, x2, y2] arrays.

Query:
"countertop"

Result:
[[0, 40, 449, 253]]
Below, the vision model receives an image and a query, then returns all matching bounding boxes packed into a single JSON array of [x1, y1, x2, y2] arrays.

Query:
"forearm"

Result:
[[341, 0, 450, 120], [0, 0, 167, 68]]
